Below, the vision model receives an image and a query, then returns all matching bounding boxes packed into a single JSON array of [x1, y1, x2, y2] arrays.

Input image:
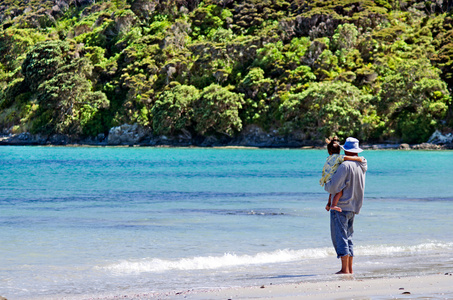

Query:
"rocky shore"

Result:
[[1, 124, 452, 150]]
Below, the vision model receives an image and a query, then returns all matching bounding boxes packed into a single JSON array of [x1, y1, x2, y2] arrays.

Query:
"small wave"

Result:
[[102, 242, 453, 275], [358, 242, 453, 256], [102, 248, 334, 274]]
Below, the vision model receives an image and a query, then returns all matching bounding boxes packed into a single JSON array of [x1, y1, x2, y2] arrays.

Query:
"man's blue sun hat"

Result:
[[341, 137, 363, 153]]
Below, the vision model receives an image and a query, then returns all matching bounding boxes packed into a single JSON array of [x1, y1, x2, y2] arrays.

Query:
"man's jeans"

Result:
[[330, 210, 355, 258]]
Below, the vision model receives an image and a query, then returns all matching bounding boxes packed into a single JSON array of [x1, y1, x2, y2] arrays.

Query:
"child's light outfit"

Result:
[[320, 154, 344, 186]]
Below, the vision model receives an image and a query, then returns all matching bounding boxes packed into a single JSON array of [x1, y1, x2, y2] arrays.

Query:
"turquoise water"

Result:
[[1, 147, 452, 299]]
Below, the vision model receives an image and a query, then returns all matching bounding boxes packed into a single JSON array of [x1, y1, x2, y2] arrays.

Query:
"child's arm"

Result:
[[344, 155, 363, 162]]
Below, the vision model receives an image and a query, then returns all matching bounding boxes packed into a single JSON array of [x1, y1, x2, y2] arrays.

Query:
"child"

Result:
[[320, 137, 363, 212]]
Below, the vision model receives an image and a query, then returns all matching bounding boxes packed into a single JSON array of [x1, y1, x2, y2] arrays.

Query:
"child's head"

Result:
[[326, 137, 341, 155]]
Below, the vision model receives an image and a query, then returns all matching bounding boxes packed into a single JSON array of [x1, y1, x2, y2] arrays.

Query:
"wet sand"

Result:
[[20, 273, 453, 299]]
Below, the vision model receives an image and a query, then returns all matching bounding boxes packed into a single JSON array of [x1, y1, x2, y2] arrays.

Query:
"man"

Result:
[[324, 137, 367, 274]]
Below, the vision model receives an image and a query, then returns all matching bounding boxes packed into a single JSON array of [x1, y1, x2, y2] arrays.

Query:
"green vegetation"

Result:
[[1, 0, 452, 143]]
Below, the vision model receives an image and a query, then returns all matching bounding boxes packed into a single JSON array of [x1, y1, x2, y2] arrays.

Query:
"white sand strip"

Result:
[[167, 274, 453, 300]]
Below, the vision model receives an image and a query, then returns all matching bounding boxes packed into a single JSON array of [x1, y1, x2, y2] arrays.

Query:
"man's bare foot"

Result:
[[331, 206, 342, 212], [337, 256, 353, 274], [336, 270, 353, 274]]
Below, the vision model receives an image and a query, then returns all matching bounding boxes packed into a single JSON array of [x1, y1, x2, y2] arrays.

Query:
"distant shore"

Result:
[[1, 133, 452, 150], [2, 125, 452, 149]]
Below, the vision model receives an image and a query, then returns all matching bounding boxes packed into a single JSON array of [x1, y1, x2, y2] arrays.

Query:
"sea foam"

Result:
[[102, 248, 333, 274], [358, 242, 453, 256], [102, 242, 453, 275]]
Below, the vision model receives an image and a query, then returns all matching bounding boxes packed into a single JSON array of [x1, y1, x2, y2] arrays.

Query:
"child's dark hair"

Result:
[[326, 137, 341, 154]]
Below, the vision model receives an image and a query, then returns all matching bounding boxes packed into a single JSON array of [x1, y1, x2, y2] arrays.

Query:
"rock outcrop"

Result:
[[107, 124, 149, 145], [234, 125, 314, 148], [411, 143, 444, 150], [236, 125, 278, 147], [0, 133, 46, 145], [427, 130, 453, 145]]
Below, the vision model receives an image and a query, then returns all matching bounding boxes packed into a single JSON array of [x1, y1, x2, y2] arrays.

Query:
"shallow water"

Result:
[[1, 147, 452, 298]]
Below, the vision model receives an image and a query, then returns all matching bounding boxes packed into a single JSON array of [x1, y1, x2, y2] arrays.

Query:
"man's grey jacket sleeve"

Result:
[[324, 164, 348, 195]]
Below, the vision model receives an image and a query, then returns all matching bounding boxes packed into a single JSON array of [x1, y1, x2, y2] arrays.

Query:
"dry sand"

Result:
[[162, 273, 453, 300]]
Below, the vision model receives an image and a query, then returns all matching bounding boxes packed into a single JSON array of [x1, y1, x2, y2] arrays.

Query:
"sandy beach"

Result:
[[149, 274, 453, 300], [19, 273, 453, 300]]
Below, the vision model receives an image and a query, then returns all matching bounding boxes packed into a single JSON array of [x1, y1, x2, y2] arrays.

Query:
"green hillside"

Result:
[[1, 0, 452, 144]]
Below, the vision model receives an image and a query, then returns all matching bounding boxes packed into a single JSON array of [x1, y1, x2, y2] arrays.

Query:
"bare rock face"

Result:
[[411, 143, 443, 150], [399, 143, 411, 150], [237, 125, 308, 147], [75, 0, 96, 6], [130, 0, 157, 21], [47, 134, 71, 145], [107, 124, 148, 145], [0, 133, 47, 145], [427, 130, 453, 145], [238, 125, 272, 147]]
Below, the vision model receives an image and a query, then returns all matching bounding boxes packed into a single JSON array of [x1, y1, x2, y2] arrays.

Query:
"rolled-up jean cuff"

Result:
[[330, 210, 355, 258], [339, 254, 352, 258]]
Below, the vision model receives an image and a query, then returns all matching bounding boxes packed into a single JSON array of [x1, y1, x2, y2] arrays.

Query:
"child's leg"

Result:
[[326, 194, 332, 211], [331, 190, 343, 212]]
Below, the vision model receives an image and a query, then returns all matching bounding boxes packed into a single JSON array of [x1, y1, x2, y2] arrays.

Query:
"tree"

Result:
[[377, 58, 451, 143], [332, 24, 359, 53], [193, 84, 244, 136], [151, 85, 199, 135], [238, 67, 274, 125], [35, 66, 109, 135], [22, 41, 109, 135], [280, 81, 372, 139], [22, 40, 69, 91]]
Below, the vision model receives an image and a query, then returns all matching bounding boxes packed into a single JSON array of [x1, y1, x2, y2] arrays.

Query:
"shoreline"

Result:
[[1, 128, 452, 150], [21, 273, 453, 300], [1, 144, 451, 150], [0, 138, 451, 151]]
